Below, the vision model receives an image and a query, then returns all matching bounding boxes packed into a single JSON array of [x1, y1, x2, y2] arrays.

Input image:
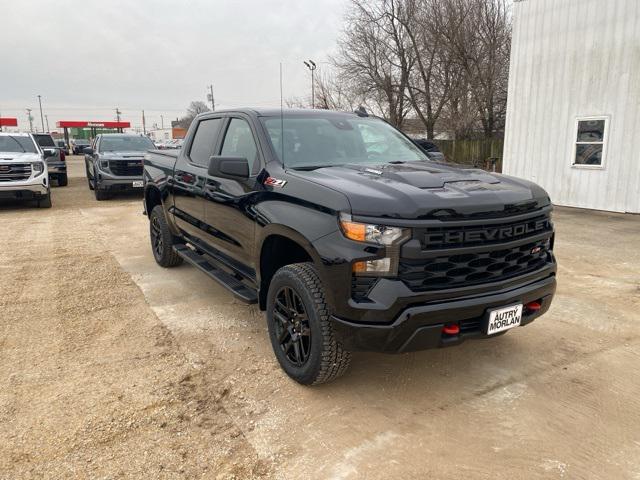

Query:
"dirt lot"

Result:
[[1, 157, 639, 479]]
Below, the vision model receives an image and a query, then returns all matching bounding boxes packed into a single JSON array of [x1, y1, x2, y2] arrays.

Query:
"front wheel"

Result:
[[37, 191, 52, 208], [149, 205, 183, 267], [267, 263, 351, 385]]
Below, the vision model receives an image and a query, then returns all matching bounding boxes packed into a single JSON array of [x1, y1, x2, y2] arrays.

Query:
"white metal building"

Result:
[[503, 0, 640, 213]]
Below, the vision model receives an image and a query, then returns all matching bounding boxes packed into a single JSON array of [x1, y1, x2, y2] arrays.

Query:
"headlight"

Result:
[[32, 162, 45, 176], [339, 214, 410, 276], [339, 214, 408, 245]]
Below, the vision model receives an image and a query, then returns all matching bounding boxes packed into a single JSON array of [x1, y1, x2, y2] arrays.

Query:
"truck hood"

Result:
[[290, 162, 550, 219], [0, 152, 41, 163]]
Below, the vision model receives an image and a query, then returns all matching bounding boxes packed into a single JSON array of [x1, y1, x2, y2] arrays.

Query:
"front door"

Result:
[[203, 116, 262, 269]]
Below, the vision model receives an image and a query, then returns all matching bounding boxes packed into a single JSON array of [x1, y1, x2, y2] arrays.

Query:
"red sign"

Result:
[[56, 120, 131, 128], [0, 117, 18, 127]]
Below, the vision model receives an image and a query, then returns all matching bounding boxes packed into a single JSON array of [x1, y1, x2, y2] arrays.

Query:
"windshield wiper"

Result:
[[291, 164, 338, 171]]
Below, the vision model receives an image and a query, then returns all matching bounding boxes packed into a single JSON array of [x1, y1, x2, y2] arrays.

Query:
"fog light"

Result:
[[352, 258, 391, 274]]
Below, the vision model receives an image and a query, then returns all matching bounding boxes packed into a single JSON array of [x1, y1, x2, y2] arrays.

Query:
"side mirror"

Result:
[[83, 147, 94, 155], [208, 155, 249, 180], [43, 148, 57, 158]]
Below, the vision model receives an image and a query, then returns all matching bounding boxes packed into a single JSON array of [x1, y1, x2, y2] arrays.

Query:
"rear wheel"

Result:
[[57, 173, 68, 187], [149, 205, 183, 267], [267, 263, 351, 385]]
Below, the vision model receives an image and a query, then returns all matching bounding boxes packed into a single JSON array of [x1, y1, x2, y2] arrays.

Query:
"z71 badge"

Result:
[[264, 177, 287, 188]]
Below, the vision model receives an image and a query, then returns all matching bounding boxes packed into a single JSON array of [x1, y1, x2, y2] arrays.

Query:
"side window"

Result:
[[574, 117, 607, 167], [220, 118, 260, 174], [189, 118, 223, 166]]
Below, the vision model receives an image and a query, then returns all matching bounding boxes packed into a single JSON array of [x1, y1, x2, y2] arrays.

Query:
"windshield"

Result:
[[74, 139, 89, 145], [99, 136, 155, 152], [261, 115, 428, 169], [33, 134, 56, 147], [0, 135, 38, 153]]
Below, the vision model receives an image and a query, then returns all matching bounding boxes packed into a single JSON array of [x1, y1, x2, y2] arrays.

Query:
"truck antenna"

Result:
[[280, 62, 285, 167]]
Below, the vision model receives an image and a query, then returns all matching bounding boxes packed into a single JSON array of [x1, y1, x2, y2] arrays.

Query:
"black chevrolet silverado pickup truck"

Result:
[[143, 108, 556, 385]]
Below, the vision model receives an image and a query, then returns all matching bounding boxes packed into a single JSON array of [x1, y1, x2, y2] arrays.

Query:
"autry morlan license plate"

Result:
[[486, 304, 523, 335]]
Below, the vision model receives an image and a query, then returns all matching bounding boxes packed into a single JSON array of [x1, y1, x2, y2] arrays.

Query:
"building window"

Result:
[[573, 117, 607, 167]]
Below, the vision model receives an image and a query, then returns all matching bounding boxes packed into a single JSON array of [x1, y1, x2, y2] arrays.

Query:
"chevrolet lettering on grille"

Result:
[[425, 219, 550, 247]]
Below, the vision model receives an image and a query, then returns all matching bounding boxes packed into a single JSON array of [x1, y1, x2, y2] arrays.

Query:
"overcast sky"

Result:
[[2, 0, 347, 132]]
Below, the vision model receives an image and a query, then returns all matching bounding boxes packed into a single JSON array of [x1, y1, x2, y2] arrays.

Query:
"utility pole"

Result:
[[26, 109, 34, 132], [115, 108, 122, 132], [45, 115, 50, 133], [37, 95, 45, 133], [142, 110, 146, 134], [160, 114, 164, 129], [303, 60, 317, 109], [207, 84, 215, 111]]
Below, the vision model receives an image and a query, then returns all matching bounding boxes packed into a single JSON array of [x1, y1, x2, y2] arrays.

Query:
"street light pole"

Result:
[[303, 60, 317, 109], [26, 109, 34, 132], [142, 110, 146, 134], [37, 95, 45, 133], [161, 114, 164, 129], [45, 115, 50, 133]]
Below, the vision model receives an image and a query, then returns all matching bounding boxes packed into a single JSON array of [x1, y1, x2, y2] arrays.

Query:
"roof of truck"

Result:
[[204, 107, 363, 118]]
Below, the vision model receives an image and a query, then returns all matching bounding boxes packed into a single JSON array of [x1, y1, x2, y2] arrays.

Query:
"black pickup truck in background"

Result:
[[143, 108, 557, 385]]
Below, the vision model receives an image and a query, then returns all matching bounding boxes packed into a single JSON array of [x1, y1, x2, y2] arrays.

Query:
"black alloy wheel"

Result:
[[150, 214, 164, 259], [272, 286, 311, 366]]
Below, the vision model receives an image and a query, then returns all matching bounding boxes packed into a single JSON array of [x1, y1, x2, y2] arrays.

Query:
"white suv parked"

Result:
[[0, 132, 52, 208]]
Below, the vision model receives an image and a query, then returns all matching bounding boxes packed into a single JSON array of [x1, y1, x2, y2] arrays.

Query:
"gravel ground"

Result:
[[1, 157, 639, 479]]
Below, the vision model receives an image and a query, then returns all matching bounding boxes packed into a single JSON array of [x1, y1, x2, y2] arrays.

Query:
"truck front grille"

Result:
[[0, 163, 32, 182], [109, 160, 143, 176], [399, 238, 551, 291]]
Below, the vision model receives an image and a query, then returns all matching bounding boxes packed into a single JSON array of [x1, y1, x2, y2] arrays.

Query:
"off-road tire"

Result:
[[37, 192, 52, 208], [149, 205, 183, 268], [267, 262, 351, 385]]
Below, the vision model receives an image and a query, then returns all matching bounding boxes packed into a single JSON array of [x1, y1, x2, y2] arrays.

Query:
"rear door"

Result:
[[172, 116, 224, 242], [202, 115, 262, 269]]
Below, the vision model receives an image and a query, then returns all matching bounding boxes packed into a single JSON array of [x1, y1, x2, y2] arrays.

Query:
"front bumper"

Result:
[[331, 274, 556, 353], [95, 170, 144, 191], [0, 175, 49, 199]]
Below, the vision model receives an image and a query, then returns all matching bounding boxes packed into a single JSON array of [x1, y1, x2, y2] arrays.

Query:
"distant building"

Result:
[[503, 0, 639, 213]]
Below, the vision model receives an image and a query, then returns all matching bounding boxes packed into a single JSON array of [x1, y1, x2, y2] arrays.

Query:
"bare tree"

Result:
[[314, 68, 363, 111], [335, 0, 414, 127], [177, 101, 211, 129], [438, 0, 511, 137]]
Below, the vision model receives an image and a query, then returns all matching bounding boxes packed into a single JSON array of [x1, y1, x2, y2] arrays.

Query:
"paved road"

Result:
[[2, 157, 639, 479]]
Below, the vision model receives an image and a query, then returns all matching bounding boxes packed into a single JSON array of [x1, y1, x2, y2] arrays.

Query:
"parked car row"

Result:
[[155, 138, 183, 150]]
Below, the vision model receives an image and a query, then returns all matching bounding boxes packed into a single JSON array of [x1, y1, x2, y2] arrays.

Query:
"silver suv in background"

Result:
[[84, 133, 155, 200], [0, 133, 52, 208], [33, 133, 68, 186]]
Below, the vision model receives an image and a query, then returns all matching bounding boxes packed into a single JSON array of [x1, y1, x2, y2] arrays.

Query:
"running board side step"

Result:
[[173, 244, 258, 304]]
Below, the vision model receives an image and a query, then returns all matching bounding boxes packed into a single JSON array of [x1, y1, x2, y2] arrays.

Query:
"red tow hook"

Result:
[[525, 301, 542, 313], [442, 324, 460, 335]]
